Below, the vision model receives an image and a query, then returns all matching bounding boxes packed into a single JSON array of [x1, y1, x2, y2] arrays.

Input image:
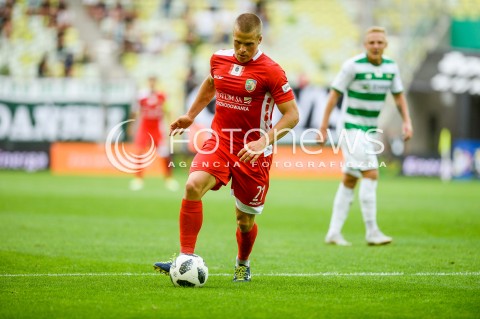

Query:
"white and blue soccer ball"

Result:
[[169, 254, 209, 288]]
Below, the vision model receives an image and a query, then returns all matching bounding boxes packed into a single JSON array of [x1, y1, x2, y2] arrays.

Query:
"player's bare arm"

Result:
[[317, 89, 341, 145], [238, 99, 299, 163], [393, 92, 413, 141], [170, 76, 216, 136]]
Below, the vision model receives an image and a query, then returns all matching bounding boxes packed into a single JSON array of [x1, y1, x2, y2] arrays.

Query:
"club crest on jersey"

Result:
[[230, 64, 244, 76], [245, 79, 257, 92]]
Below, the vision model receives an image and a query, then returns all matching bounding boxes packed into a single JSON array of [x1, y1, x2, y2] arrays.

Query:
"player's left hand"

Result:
[[170, 115, 194, 136], [402, 121, 413, 141], [237, 137, 268, 163]]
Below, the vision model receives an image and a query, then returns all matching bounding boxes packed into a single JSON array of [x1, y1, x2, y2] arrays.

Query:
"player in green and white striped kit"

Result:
[[318, 26, 413, 246]]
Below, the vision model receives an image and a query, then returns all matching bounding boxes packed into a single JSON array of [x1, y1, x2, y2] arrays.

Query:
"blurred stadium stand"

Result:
[[0, 0, 468, 82], [1, 0, 468, 97], [1, 0, 479, 177]]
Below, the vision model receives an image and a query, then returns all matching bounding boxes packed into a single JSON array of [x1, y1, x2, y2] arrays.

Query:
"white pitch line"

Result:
[[0, 273, 157, 277], [1, 272, 479, 278]]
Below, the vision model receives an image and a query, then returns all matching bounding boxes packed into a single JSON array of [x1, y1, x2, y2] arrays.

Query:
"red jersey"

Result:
[[135, 91, 167, 148], [137, 92, 167, 129], [210, 49, 295, 153]]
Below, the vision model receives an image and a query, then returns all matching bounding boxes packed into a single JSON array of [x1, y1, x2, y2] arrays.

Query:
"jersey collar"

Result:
[[364, 52, 383, 66], [252, 50, 263, 61]]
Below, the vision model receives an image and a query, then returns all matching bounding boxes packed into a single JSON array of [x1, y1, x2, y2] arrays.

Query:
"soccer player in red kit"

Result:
[[130, 76, 178, 191], [153, 13, 299, 282]]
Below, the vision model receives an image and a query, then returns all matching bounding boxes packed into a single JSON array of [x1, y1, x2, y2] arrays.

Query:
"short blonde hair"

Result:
[[366, 26, 387, 36], [234, 13, 262, 37]]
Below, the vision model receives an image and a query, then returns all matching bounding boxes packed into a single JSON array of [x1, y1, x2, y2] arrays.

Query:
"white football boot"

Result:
[[366, 230, 392, 245], [325, 233, 352, 246], [165, 178, 179, 192], [129, 178, 144, 191]]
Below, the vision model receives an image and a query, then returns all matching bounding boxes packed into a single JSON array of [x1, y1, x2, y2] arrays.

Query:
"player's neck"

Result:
[[367, 55, 382, 66]]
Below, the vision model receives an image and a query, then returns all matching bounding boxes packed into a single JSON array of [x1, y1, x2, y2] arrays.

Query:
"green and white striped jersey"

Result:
[[331, 53, 404, 131]]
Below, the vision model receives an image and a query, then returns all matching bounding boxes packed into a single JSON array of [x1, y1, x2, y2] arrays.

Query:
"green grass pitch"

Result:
[[0, 171, 479, 318]]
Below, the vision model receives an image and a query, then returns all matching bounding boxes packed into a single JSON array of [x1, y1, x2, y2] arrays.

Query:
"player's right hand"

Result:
[[170, 115, 194, 136], [402, 121, 413, 141], [316, 127, 328, 145]]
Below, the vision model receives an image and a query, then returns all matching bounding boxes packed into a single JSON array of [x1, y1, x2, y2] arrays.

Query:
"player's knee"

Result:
[[343, 173, 358, 188], [237, 220, 253, 232], [184, 179, 204, 199], [343, 180, 356, 189], [236, 215, 254, 232]]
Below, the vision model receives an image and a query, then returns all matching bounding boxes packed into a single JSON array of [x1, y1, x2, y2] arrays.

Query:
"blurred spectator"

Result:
[[100, 2, 126, 44], [184, 27, 201, 54], [55, 0, 72, 30], [185, 63, 198, 94], [123, 17, 142, 53], [24, 0, 79, 78], [216, 7, 234, 44], [56, 29, 66, 53], [38, 0, 51, 17], [145, 30, 168, 54], [37, 53, 50, 77], [94, 1, 140, 55], [0, 0, 13, 39], [254, 0, 269, 33], [0, 16, 12, 39], [82, 0, 98, 17], [0, 0, 13, 21], [160, 0, 173, 18], [193, 6, 218, 43], [78, 45, 93, 64], [91, 1, 107, 24], [64, 52, 74, 77]]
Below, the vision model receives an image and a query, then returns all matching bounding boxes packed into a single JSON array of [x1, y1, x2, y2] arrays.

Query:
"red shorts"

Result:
[[135, 126, 162, 149], [190, 138, 272, 214]]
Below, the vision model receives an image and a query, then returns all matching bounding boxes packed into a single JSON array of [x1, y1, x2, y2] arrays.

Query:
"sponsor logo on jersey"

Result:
[[282, 83, 291, 93], [229, 64, 244, 76], [217, 91, 251, 104], [214, 75, 224, 79], [216, 91, 252, 111], [245, 79, 257, 92], [372, 83, 391, 91]]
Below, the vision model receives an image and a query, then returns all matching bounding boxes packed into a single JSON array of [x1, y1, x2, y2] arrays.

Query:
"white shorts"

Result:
[[339, 129, 380, 178]]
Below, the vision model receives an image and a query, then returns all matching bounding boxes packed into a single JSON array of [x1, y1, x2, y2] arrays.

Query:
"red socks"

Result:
[[179, 199, 203, 254], [179, 199, 257, 260], [236, 223, 258, 261], [134, 169, 144, 179]]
